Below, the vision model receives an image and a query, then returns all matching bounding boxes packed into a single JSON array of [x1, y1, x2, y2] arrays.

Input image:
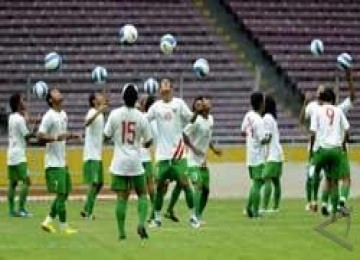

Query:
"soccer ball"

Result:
[[193, 58, 210, 78], [143, 78, 159, 94], [119, 24, 138, 44], [160, 34, 177, 55], [44, 52, 62, 71], [310, 39, 324, 56], [337, 53, 353, 70], [32, 81, 48, 99], [91, 66, 108, 84]]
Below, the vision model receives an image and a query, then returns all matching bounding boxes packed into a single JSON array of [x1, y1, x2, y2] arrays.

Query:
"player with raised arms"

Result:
[[81, 92, 107, 220], [104, 83, 152, 240], [38, 88, 81, 234]]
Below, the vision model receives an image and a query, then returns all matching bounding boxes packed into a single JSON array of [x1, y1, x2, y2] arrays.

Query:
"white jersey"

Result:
[[7, 113, 30, 165], [305, 98, 353, 151], [104, 107, 152, 176], [83, 108, 104, 161], [241, 111, 266, 166], [140, 120, 157, 163], [184, 114, 214, 167], [147, 97, 193, 161], [310, 104, 350, 149], [263, 113, 284, 162], [38, 109, 68, 168]]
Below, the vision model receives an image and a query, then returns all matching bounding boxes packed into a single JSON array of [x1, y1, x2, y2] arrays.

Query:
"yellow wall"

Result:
[[1, 145, 359, 186]]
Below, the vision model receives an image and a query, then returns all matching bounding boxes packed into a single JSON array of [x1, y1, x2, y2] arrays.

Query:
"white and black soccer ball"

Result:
[[337, 53, 353, 70], [143, 78, 159, 94], [193, 58, 210, 78], [32, 81, 48, 99], [119, 24, 138, 45], [91, 66, 108, 84], [160, 34, 177, 55], [310, 39, 324, 56], [44, 52, 62, 71]]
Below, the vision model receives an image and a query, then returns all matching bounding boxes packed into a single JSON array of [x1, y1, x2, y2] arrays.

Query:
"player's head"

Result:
[[316, 84, 325, 100], [9, 93, 25, 113], [264, 95, 277, 119], [159, 78, 173, 101], [46, 88, 63, 108], [250, 92, 264, 113], [122, 83, 138, 108], [192, 96, 204, 113], [89, 92, 105, 108], [319, 88, 336, 105], [203, 97, 211, 114]]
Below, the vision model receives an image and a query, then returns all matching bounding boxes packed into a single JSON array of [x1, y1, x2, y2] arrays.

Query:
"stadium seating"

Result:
[[224, 0, 360, 139], [0, 0, 302, 146]]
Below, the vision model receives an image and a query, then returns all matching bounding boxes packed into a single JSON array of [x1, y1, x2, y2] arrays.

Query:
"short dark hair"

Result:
[[123, 83, 138, 108], [319, 88, 336, 104], [144, 95, 155, 112], [264, 95, 277, 119], [192, 96, 204, 112], [9, 93, 22, 113], [250, 92, 264, 111], [45, 89, 53, 107], [89, 92, 96, 108]]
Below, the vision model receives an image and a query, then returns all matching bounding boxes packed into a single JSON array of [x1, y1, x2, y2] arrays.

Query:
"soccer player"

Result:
[[138, 94, 157, 222], [81, 92, 107, 220], [147, 78, 200, 228], [299, 69, 355, 212], [104, 83, 152, 240], [241, 92, 271, 218], [183, 96, 222, 222], [38, 88, 80, 234], [7, 93, 36, 217], [310, 88, 350, 217], [261, 95, 284, 212]]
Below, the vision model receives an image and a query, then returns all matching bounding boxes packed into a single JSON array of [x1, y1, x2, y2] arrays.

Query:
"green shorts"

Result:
[[45, 167, 72, 194], [83, 160, 103, 184], [188, 166, 210, 188], [262, 161, 282, 179], [339, 152, 350, 179], [248, 164, 264, 180], [8, 162, 28, 182], [156, 159, 188, 183], [111, 174, 146, 193], [312, 147, 343, 180], [142, 161, 154, 182]]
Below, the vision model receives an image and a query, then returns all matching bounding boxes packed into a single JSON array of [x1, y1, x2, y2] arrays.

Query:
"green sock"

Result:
[[183, 184, 195, 209], [49, 197, 58, 219], [313, 175, 321, 201], [84, 185, 98, 215], [246, 186, 253, 211], [149, 190, 155, 220], [193, 186, 201, 217], [251, 179, 263, 217], [19, 182, 29, 211], [199, 187, 209, 217], [166, 183, 182, 213], [273, 178, 281, 209], [138, 195, 148, 227], [262, 180, 272, 210], [340, 185, 350, 203], [57, 194, 67, 223], [7, 182, 16, 214], [330, 182, 339, 215], [306, 177, 312, 203], [116, 199, 128, 238]]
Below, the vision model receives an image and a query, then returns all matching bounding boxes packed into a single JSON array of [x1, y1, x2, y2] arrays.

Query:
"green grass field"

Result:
[[0, 199, 358, 260]]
